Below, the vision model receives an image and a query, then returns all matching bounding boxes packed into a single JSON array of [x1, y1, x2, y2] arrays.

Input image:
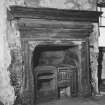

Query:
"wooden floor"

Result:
[[37, 95, 105, 105]]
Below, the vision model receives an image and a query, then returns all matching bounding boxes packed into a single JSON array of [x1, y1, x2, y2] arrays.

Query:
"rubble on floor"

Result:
[[38, 95, 105, 105]]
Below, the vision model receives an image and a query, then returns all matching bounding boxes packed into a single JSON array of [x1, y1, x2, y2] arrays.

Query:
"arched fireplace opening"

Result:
[[32, 44, 79, 103]]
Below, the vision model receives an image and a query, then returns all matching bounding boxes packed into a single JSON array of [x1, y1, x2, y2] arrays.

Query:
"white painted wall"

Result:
[[0, 0, 15, 105], [99, 27, 105, 47]]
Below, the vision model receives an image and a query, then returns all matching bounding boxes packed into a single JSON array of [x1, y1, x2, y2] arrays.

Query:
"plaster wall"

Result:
[[0, 0, 15, 105], [8, 0, 97, 10]]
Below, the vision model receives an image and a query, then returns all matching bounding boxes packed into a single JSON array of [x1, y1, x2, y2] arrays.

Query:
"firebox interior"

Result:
[[32, 44, 79, 69], [32, 44, 78, 103]]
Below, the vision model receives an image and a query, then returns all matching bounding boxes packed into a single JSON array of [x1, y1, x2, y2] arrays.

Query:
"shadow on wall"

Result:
[[32, 45, 79, 69]]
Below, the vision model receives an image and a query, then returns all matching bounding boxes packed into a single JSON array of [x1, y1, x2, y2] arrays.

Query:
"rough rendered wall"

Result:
[[0, 0, 15, 105], [38, 0, 97, 10], [8, 0, 97, 10], [7, 20, 22, 105]]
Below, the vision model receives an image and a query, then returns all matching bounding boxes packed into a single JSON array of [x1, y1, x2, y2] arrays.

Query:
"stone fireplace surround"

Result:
[[23, 39, 88, 104], [8, 6, 101, 105]]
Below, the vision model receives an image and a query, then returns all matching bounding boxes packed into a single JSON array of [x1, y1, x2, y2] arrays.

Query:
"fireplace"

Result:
[[27, 40, 88, 104], [8, 6, 101, 105], [32, 44, 78, 103]]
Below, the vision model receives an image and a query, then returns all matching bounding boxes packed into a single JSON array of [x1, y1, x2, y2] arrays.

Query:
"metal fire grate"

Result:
[[57, 66, 73, 82]]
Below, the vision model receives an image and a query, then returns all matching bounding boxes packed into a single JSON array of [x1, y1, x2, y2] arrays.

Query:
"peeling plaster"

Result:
[[0, 0, 15, 105]]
